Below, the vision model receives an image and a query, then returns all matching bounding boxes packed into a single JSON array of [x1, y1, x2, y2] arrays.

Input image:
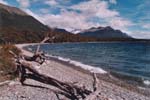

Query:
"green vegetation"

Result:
[[0, 44, 21, 82], [0, 27, 97, 44], [0, 27, 46, 43]]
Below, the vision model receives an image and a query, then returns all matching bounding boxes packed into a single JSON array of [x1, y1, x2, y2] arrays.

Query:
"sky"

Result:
[[0, 0, 150, 39]]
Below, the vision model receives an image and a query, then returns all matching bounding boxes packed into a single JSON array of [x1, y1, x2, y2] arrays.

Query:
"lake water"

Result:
[[27, 42, 150, 86]]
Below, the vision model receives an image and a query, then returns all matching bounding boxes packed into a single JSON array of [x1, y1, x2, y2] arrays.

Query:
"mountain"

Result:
[[71, 29, 83, 34], [46, 28, 96, 43], [52, 28, 72, 34], [0, 3, 97, 43], [0, 3, 49, 43], [0, 3, 148, 43], [78, 26, 133, 39], [0, 3, 49, 32]]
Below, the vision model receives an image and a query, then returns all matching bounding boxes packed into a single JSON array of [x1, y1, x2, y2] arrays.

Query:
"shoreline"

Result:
[[15, 43, 150, 99], [45, 53, 150, 97]]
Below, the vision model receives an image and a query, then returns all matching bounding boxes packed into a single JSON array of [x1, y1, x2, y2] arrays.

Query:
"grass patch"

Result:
[[0, 44, 21, 82]]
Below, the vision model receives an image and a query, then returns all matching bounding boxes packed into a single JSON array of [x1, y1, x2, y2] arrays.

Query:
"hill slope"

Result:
[[78, 26, 133, 39], [0, 3, 96, 43], [0, 3, 49, 43], [0, 3, 49, 32], [0, 3, 148, 43]]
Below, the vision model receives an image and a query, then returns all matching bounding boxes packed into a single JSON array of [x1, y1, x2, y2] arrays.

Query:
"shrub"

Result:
[[0, 44, 21, 81]]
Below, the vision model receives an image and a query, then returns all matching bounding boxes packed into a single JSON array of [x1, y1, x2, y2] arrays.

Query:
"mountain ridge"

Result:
[[0, 3, 96, 43], [0, 3, 50, 43], [78, 26, 132, 39], [0, 3, 28, 16], [0, 3, 149, 43]]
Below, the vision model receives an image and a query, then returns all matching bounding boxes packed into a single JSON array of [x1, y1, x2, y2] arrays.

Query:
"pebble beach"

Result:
[[0, 43, 149, 100]]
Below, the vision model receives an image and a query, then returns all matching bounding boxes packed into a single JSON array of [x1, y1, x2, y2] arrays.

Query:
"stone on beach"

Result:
[[0, 43, 149, 100]]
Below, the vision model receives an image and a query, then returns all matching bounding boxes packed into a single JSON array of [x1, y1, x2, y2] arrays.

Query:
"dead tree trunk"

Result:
[[21, 37, 50, 64], [10, 48, 104, 100], [10, 36, 106, 99], [16, 60, 92, 99], [84, 73, 108, 100], [35, 37, 50, 54]]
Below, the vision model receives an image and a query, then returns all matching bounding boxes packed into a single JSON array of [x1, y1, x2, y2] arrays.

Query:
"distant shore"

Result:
[[5, 43, 148, 100]]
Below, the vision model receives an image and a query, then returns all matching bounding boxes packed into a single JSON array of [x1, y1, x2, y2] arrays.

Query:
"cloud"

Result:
[[32, 0, 133, 33], [44, 0, 58, 6], [17, 0, 133, 35], [0, 0, 8, 5], [44, 0, 71, 10], [69, 0, 132, 31], [44, 0, 71, 5], [143, 23, 150, 29], [40, 0, 120, 30], [17, 0, 30, 8], [71, 0, 119, 18], [109, 17, 133, 30], [109, 0, 117, 4], [131, 31, 150, 39], [41, 9, 99, 30]]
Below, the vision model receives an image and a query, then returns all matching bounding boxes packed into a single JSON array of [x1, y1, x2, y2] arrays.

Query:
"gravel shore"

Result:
[[0, 43, 149, 100]]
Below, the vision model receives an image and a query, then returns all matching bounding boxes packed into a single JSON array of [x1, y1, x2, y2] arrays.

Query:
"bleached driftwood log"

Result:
[[10, 37, 107, 100], [93, 73, 99, 92], [35, 37, 50, 54], [84, 73, 101, 100], [22, 37, 50, 64], [15, 60, 92, 99], [10, 49, 104, 100]]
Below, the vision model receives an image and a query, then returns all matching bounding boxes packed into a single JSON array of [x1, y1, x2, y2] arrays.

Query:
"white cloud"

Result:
[[0, 0, 8, 5], [44, 0, 58, 6], [44, 0, 71, 6], [69, 0, 132, 31], [109, 17, 133, 30], [44, 0, 71, 10], [17, 0, 30, 8], [143, 24, 150, 29], [41, 10, 99, 30], [71, 0, 119, 19], [33, 0, 133, 33], [18, 0, 133, 35], [131, 31, 150, 39], [109, 0, 117, 4]]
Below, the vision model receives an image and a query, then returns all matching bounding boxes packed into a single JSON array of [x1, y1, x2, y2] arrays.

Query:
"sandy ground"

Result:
[[0, 43, 149, 100]]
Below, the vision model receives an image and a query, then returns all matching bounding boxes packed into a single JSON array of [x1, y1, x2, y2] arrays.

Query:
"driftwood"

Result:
[[10, 52, 102, 99], [16, 60, 92, 99], [10, 51, 92, 99], [22, 37, 50, 64], [35, 36, 56, 54], [84, 73, 100, 100], [10, 37, 106, 99], [35, 37, 50, 54], [15, 59, 103, 100]]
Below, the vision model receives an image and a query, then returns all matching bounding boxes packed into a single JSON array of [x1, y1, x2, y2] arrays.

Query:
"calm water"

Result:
[[27, 42, 150, 85]]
